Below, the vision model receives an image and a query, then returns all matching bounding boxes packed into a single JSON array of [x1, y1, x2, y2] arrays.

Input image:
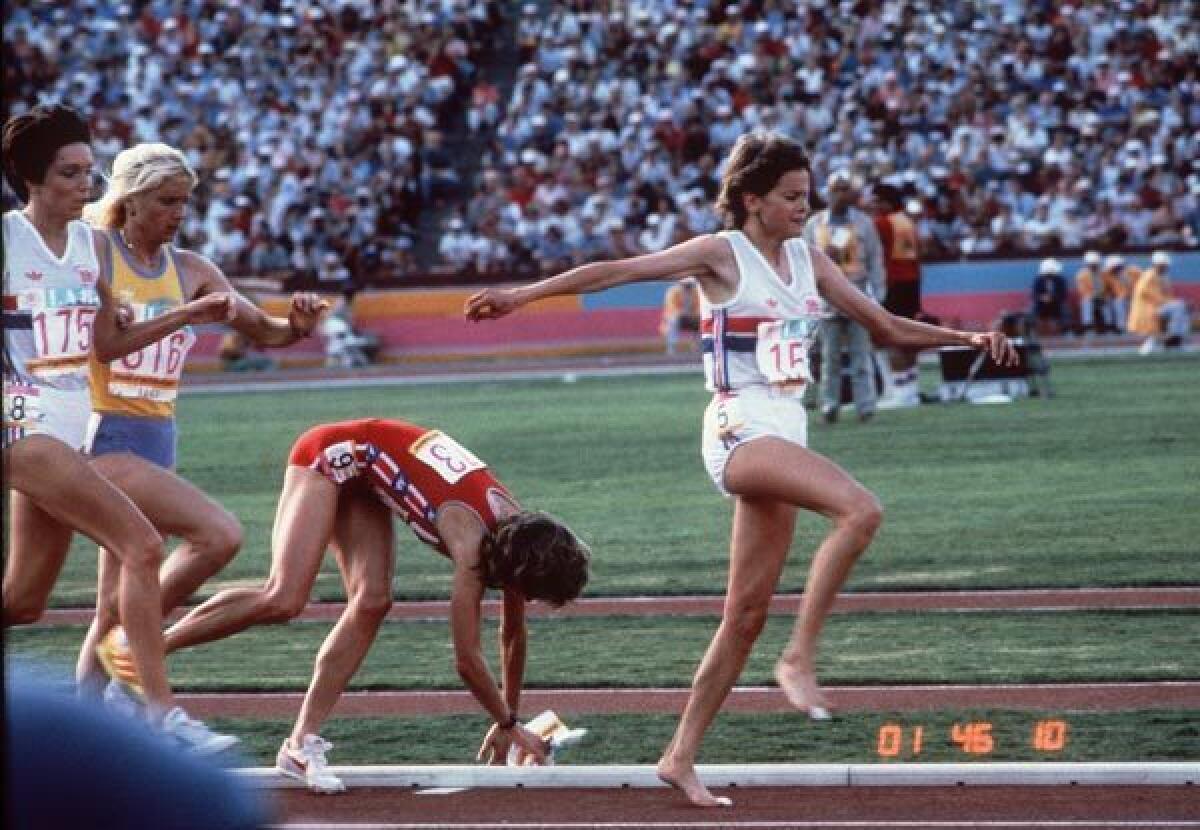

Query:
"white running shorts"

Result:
[[3, 381, 92, 451], [701, 385, 809, 496]]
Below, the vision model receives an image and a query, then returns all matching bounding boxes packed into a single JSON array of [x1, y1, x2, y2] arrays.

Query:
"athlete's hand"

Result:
[[465, 287, 524, 321], [477, 722, 547, 766], [183, 292, 238, 325], [968, 330, 1019, 366], [287, 292, 330, 337]]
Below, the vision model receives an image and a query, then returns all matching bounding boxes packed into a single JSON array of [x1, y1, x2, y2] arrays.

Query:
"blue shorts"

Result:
[[84, 413, 177, 469]]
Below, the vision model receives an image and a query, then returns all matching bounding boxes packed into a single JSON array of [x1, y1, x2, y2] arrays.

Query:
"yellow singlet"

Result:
[[88, 231, 195, 418]]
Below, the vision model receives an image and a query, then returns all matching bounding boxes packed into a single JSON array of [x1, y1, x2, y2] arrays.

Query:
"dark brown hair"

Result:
[[479, 512, 590, 606], [715, 130, 811, 229], [2, 105, 91, 201]]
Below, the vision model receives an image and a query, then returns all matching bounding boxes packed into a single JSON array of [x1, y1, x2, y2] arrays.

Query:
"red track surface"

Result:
[[267, 785, 1198, 828]]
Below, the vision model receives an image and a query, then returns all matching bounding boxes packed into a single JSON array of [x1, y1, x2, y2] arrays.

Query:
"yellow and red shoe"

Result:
[[95, 626, 145, 699]]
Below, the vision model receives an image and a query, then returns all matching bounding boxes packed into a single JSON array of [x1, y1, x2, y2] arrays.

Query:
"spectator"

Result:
[[659, 277, 701, 356], [1129, 251, 1191, 353], [1075, 250, 1103, 335], [1031, 257, 1069, 337], [804, 170, 885, 423], [1101, 254, 1132, 333], [873, 187, 924, 408]]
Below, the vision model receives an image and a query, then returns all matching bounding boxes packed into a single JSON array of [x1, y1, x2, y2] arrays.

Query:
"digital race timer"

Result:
[[875, 718, 1069, 759]]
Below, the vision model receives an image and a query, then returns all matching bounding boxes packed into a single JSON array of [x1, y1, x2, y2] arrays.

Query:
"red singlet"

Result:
[[289, 418, 514, 555]]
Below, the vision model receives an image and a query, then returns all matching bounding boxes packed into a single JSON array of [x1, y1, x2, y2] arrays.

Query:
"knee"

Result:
[[196, 511, 243, 565], [350, 590, 393, 623], [260, 588, 306, 623], [842, 491, 884, 543], [3, 597, 45, 626]]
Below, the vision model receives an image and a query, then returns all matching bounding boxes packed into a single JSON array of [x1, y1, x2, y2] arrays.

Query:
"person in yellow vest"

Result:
[[1101, 254, 1131, 333], [1129, 250, 1191, 354], [660, 277, 701, 354], [76, 143, 327, 703], [1074, 250, 1101, 335]]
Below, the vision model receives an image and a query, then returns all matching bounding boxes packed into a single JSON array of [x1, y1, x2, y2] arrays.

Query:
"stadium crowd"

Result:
[[4, 0, 1199, 287], [3, 0, 505, 286]]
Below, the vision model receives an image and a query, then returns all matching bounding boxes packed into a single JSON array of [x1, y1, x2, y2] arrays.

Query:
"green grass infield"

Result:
[[29, 354, 1200, 607], [9, 610, 1197, 690], [212, 709, 1200, 766]]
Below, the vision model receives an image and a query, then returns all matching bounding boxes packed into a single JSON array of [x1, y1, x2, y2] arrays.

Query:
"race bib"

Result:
[[410, 430, 486, 484], [108, 301, 195, 402], [3, 380, 42, 441], [705, 394, 747, 448], [16, 288, 99, 380], [321, 439, 362, 483], [756, 318, 819, 390]]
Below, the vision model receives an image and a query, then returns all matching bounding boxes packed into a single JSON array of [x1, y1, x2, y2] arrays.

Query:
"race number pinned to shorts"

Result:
[[704, 393, 747, 451], [321, 439, 362, 483], [410, 430, 485, 484], [756, 319, 819, 389], [3, 380, 42, 441]]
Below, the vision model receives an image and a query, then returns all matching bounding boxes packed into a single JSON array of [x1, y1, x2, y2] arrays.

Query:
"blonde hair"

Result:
[[84, 143, 198, 229]]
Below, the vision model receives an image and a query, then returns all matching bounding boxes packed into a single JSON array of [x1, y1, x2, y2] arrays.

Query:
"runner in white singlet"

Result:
[[466, 131, 1017, 809], [2, 105, 237, 754]]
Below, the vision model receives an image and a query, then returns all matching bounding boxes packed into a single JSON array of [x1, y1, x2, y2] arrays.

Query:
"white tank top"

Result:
[[2, 211, 101, 391], [701, 230, 824, 394]]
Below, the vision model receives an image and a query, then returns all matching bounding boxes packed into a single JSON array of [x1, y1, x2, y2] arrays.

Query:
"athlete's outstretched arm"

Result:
[[176, 250, 328, 347], [813, 247, 1017, 365], [465, 235, 725, 321]]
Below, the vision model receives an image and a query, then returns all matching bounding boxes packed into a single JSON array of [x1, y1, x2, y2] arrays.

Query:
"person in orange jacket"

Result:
[[1128, 251, 1191, 353]]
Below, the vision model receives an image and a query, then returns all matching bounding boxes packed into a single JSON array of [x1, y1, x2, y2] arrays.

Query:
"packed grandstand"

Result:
[[3, 0, 1198, 290]]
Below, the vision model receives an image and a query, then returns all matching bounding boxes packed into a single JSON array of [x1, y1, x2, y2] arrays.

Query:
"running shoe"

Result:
[[95, 626, 144, 698], [161, 707, 240, 755], [276, 734, 346, 794]]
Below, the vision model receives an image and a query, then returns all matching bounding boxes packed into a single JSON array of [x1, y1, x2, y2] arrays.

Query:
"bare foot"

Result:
[[774, 659, 832, 720], [656, 756, 732, 808]]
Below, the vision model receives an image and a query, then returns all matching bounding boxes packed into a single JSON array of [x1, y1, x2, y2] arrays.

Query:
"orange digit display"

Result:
[[1033, 719, 1068, 752], [876, 724, 925, 758], [950, 721, 995, 754], [877, 724, 903, 758]]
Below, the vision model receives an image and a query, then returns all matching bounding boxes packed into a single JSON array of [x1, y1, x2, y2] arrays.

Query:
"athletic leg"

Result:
[[3, 491, 75, 626], [658, 493, 796, 808], [2, 436, 173, 708], [79, 453, 244, 681], [289, 485, 394, 743], [721, 439, 883, 712], [163, 466, 336, 653]]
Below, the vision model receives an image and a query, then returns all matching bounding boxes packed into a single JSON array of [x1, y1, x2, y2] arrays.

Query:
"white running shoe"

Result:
[[277, 735, 346, 794], [160, 707, 240, 755]]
